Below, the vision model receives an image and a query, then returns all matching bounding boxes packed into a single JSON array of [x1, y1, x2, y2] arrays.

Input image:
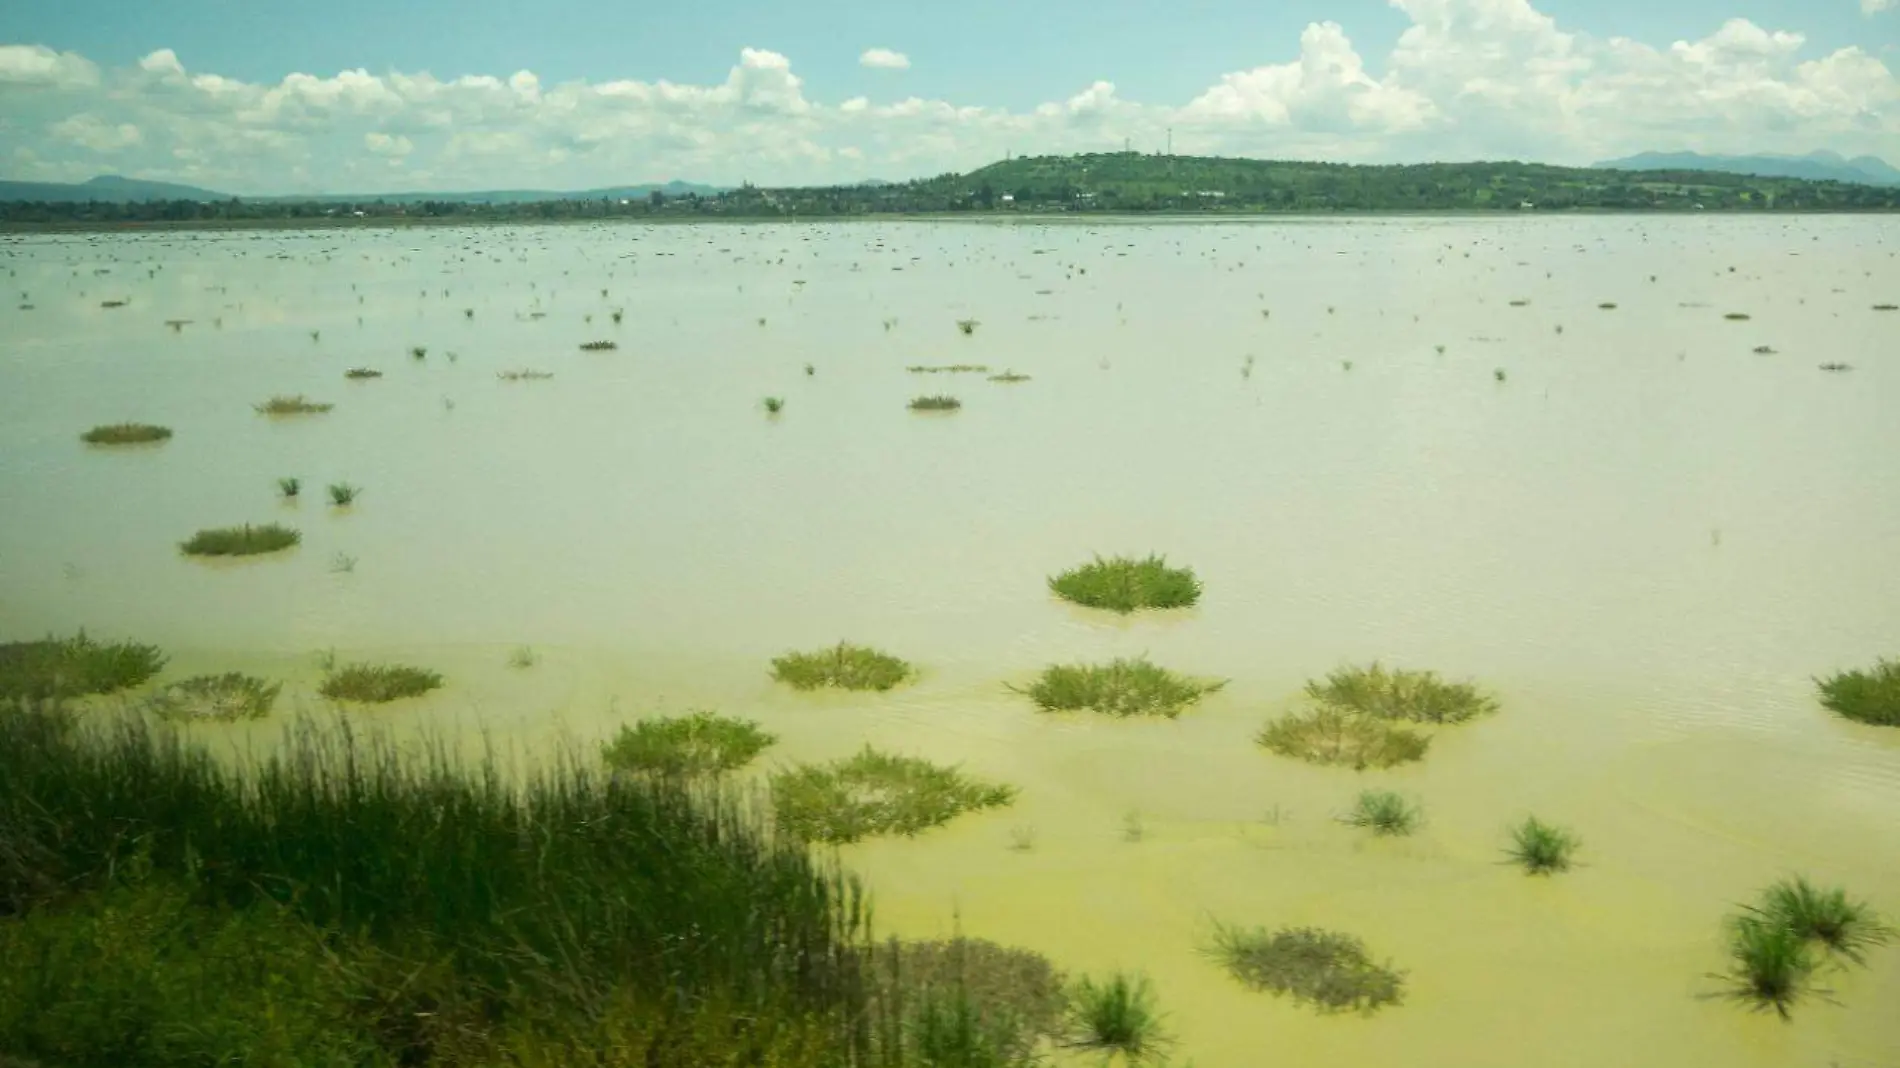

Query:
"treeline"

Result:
[[5, 153, 1899, 226]]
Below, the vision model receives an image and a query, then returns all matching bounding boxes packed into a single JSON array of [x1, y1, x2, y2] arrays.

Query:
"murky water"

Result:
[[3, 216, 1898, 1067]]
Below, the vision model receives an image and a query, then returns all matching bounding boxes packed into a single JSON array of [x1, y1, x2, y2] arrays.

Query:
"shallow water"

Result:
[[2, 216, 1898, 1066]]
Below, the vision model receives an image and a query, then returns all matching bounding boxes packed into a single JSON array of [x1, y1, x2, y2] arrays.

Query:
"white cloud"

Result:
[[1864, 0, 1894, 15], [860, 48, 911, 70], [0, 1, 1893, 193]]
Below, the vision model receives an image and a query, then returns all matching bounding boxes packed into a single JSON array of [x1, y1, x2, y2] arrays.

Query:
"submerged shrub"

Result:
[[1754, 876, 1893, 965], [0, 632, 166, 700], [1815, 659, 1900, 726], [770, 747, 1015, 844], [1506, 816, 1580, 875], [149, 673, 281, 722], [1063, 972, 1166, 1061], [601, 711, 776, 777], [317, 663, 442, 703], [874, 937, 1067, 1058], [1020, 658, 1224, 719], [180, 524, 300, 557], [956, 318, 980, 336], [253, 395, 333, 416], [1306, 663, 1498, 724], [1345, 790, 1420, 836], [1048, 554, 1200, 613], [909, 395, 962, 412], [771, 642, 913, 692], [81, 423, 171, 446], [1255, 707, 1430, 770], [1207, 924, 1404, 1013]]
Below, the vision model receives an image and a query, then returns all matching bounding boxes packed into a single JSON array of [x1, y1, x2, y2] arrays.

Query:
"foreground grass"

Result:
[[317, 663, 443, 703], [771, 746, 1016, 843], [0, 632, 165, 700], [179, 523, 301, 557], [1048, 554, 1200, 613], [1815, 659, 1900, 726], [1306, 663, 1498, 723], [80, 422, 171, 445], [1256, 707, 1430, 769], [1020, 657, 1224, 719], [601, 711, 776, 777], [1207, 924, 1404, 1014], [772, 642, 914, 692], [3, 700, 1038, 1066]]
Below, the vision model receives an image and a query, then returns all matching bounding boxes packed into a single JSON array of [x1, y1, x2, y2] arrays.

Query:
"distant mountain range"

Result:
[[0, 175, 725, 203], [1595, 150, 1900, 187]]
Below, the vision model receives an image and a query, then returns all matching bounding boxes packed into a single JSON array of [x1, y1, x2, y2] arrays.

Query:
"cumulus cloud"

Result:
[[1864, 0, 1893, 15], [860, 48, 911, 70], [0, 0, 1893, 193]]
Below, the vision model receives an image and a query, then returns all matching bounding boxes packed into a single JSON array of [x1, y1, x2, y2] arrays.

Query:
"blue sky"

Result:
[[1, 0, 1895, 192]]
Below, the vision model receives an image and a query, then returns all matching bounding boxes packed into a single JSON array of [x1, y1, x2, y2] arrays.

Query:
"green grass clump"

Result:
[[909, 395, 962, 411], [1207, 924, 1404, 1013], [276, 476, 300, 498], [1345, 790, 1420, 836], [1815, 659, 1900, 726], [317, 663, 442, 703], [1062, 972, 1166, 1061], [764, 396, 785, 413], [1255, 707, 1430, 769], [579, 340, 617, 351], [80, 423, 171, 445], [907, 364, 990, 374], [874, 937, 1067, 1059], [497, 368, 554, 381], [343, 367, 382, 379], [1723, 312, 1752, 321], [771, 642, 913, 692], [0, 632, 166, 700], [1306, 663, 1498, 724], [1020, 658, 1224, 719], [1048, 553, 1201, 613], [770, 746, 1016, 843], [253, 395, 333, 416], [956, 318, 979, 336], [149, 673, 281, 722], [988, 371, 1032, 383], [1754, 876, 1893, 965], [1718, 916, 1814, 1019], [179, 523, 300, 557], [601, 712, 776, 777], [1505, 816, 1580, 874], [326, 482, 360, 507]]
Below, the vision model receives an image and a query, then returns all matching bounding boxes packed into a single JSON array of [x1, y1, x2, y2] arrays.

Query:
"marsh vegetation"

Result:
[[1717, 876, 1891, 1018], [326, 482, 360, 507], [1344, 790, 1421, 836], [80, 423, 171, 446], [1256, 707, 1431, 769], [909, 395, 963, 411], [1020, 657, 1224, 718], [1207, 924, 1405, 1014], [344, 367, 382, 379], [1048, 554, 1201, 613], [1815, 659, 1900, 725], [0, 632, 166, 700], [1062, 972, 1167, 1062], [600, 711, 777, 777], [579, 340, 617, 351], [908, 364, 990, 374], [317, 663, 443, 703], [179, 523, 300, 557], [771, 642, 913, 691], [497, 368, 554, 381], [1505, 816, 1580, 874], [276, 477, 300, 499], [770, 746, 1016, 843], [253, 395, 333, 416], [1307, 663, 1498, 724], [988, 370, 1032, 383], [148, 672, 281, 722]]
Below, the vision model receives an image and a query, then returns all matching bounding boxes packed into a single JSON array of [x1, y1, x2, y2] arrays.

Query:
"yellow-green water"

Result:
[[2, 216, 1897, 1066]]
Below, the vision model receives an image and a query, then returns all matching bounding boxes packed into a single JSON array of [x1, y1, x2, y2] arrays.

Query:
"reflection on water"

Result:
[[2, 216, 1897, 1066]]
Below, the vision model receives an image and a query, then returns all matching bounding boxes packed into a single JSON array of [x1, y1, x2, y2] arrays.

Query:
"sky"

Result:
[[1, 0, 1896, 194]]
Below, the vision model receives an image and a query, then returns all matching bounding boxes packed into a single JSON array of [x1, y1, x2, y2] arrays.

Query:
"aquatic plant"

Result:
[[1752, 345, 1776, 355], [1818, 362, 1853, 373], [579, 340, 617, 351], [1019, 657, 1224, 719], [909, 395, 962, 411], [1494, 368, 1508, 382], [873, 937, 1068, 1059], [344, 367, 382, 379], [988, 371, 1032, 383], [1717, 916, 1814, 1019], [409, 345, 427, 359], [1723, 312, 1751, 321], [80, 423, 171, 446], [317, 663, 442, 703], [464, 308, 474, 319], [1062, 972, 1167, 1061], [956, 318, 979, 336], [1345, 790, 1420, 836], [1008, 825, 1037, 852], [764, 396, 786, 414], [1306, 662, 1498, 724], [326, 482, 360, 507], [100, 299, 127, 309], [508, 646, 537, 669], [276, 477, 300, 499], [1255, 707, 1431, 770], [1815, 659, 1900, 726], [770, 746, 1016, 843], [253, 395, 333, 416], [805, 363, 816, 376], [180, 524, 300, 557], [1754, 876, 1893, 965], [611, 309, 624, 324], [149, 673, 281, 722], [1206, 924, 1404, 1013], [771, 642, 913, 691], [1508, 299, 1530, 307], [601, 711, 777, 777], [1048, 553, 1201, 613], [1874, 304, 1898, 311], [0, 632, 165, 700], [908, 364, 991, 374], [1598, 302, 1617, 309], [497, 368, 554, 381], [1505, 816, 1580, 874], [329, 553, 357, 574]]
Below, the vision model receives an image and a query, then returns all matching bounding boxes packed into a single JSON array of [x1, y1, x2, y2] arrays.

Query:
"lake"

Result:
[[2, 215, 1897, 1067]]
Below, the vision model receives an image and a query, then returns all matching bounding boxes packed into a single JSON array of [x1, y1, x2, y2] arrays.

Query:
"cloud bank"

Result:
[[1, 0, 1894, 194]]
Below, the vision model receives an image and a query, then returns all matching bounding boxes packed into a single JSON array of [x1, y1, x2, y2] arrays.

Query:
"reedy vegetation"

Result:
[[1345, 790, 1420, 836], [1505, 816, 1580, 874], [317, 663, 443, 703], [1021, 657, 1224, 719], [1062, 972, 1167, 1062]]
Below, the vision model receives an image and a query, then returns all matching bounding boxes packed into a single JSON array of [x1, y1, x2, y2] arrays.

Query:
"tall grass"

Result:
[[1344, 790, 1420, 836], [909, 395, 962, 412], [1048, 554, 1201, 613], [1754, 876, 1892, 965], [317, 663, 441, 703]]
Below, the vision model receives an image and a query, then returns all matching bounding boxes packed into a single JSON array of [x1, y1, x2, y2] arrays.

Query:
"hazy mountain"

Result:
[[0, 174, 230, 202], [0, 176, 723, 203], [1595, 150, 1900, 186]]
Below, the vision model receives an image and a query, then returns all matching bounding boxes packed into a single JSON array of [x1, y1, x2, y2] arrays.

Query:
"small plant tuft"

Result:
[[180, 524, 300, 557], [602, 711, 777, 777], [988, 371, 1032, 383], [507, 646, 537, 669], [1345, 790, 1420, 836], [1506, 816, 1580, 874], [276, 477, 300, 499], [326, 483, 360, 507], [771, 642, 913, 691], [1255, 707, 1430, 769], [1207, 924, 1404, 1013], [318, 663, 443, 703], [909, 395, 962, 411], [1818, 362, 1853, 372], [763, 396, 785, 414], [1307, 662, 1498, 724], [149, 673, 281, 722], [81, 423, 171, 446], [410, 346, 427, 359], [1755, 876, 1893, 965], [254, 395, 333, 416], [1048, 554, 1200, 613], [1019, 657, 1224, 719], [579, 340, 617, 351], [1723, 312, 1752, 321], [1062, 972, 1167, 1060], [1717, 916, 1813, 1019], [770, 746, 1015, 843], [344, 368, 382, 379], [956, 318, 979, 336], [497, 368, 554, 381]]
